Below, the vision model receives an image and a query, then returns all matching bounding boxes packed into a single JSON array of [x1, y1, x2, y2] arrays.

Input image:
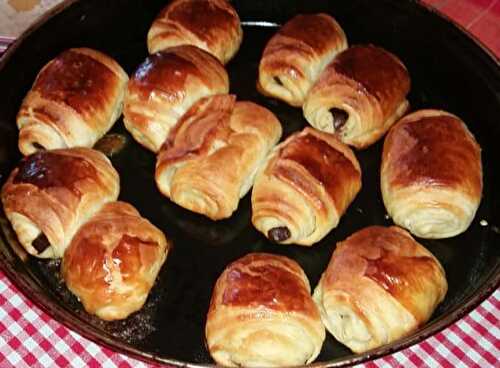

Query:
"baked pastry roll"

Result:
[[123, 46, 229, 152], [147, 0, 243, 64], [303, 45, 410, 149], [251, 127, 361, 246], [258, 13, 347, 107], [381, 109, 482, 239], [17, 48, 128, 156], [156, 94, 282, 220], [1, 148, 119, 259], [206, 253, 325, 367], [313, 226, 447, 353], [62, 201, 170, 321]]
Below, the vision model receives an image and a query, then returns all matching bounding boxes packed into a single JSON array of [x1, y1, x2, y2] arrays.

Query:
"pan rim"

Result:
[[0, 0, 499, 366]]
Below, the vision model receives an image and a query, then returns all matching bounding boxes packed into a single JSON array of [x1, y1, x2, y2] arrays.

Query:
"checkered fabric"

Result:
[[0, 271, 498, 368], [0, 0, 499, 367], [423, 0, 500, 56]]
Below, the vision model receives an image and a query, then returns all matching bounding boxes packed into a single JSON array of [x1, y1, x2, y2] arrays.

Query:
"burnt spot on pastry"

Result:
[[32, 233, 50, 254], [329, 108, 348, 131], [13, 151, 97, 195], [268, 226, 291, 242]]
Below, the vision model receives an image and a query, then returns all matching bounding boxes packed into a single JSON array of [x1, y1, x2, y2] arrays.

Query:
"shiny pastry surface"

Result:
[[258, 13, 347, 107], [303, 44, 410, 149], [206, 252, 325, 367], [147, 0, 243, 64], [313, 226, 447, 353], [1, 148, 119, 258], [156, 94, 282, 220], [123, 45, 229, 152], [381, 109, 482, 238], [62, 201, 170, 321], [252, 127, 361, 246], [17, 48, 128, 155]]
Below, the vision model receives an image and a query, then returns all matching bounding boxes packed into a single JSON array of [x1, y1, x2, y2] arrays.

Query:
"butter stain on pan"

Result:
[[35, 257, 166, 343]]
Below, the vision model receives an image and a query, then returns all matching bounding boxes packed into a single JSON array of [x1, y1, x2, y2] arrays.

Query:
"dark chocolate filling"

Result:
[[273, 76, 284, 86], [268, 226, 291, 242], [33, 142, 46, 151], [32, 233, 50, 254], [329, 108, 349, 131]]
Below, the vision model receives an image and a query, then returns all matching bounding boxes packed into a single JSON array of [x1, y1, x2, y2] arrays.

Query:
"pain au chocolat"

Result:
[[303, 45, 410, 149], [17, 48, 128, 156], [381, 109, 482, 239], [206, 253, 325, 367], [1, 148, 119, 259], [156, 94, 282, 220], [313, 226, 447, 353], [147, 0, 243, 64], [258, 13, 347, 107], [62, 201, 170, 321], [123, 45, 229, 152], [251, 127, 361, 246]]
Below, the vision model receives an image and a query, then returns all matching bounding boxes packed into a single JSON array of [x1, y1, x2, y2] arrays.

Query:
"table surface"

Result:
[[0, 0, 499, 367]]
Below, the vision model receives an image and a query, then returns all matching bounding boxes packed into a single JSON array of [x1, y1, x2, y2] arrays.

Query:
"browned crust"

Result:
[[155, 94, 282, 220], [269, 128, 361, 215], [261, 13, 346, 66], [148, 0, 242, 63], [2, 148, 117, 210], [316, 45, 410, 120], [1, 148, 119, 257], [161, 0, 240, 47], [12, 151, 98, 195], [323, 226, 447, 324], [127, 45, 227, 101], [26, 48, 123, 124], [157, 94, 236, 169], [61, 201, 169, 318], [210, 253, 318, 315], [382, 110, 482, 199]]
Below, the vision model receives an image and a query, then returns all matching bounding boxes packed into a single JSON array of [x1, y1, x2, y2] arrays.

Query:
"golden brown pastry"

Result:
[[123, 45, 229, 152], [17, 48, 128, 156], [62, 201, 170, 321], [147, 0, 243, 64], [313, 226, 447, 353], [156, 94, 282, 220], [303, 45, 410, 149], [257, 13, 347, 107], [251, 127, 361, 246], [206, 253, 325, 367], [1, 148, 119, 259], [381, 109, 482, 239]]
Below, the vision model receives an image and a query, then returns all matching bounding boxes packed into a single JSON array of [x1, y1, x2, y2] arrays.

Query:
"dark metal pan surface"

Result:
[[0, 0, 499, 366]]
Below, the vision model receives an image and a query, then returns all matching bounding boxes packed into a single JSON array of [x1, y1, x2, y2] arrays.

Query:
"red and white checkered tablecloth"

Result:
[[0, 274, 498, 368], [0, 0, 499, 367]]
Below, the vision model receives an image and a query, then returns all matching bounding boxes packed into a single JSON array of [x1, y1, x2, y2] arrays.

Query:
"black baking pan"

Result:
[[0, 0, 499, 366]]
